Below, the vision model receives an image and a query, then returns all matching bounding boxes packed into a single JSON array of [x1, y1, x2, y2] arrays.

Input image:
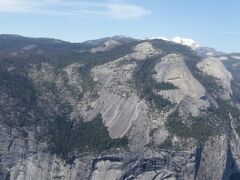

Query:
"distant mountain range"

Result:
[[0, 34, 240, 180]]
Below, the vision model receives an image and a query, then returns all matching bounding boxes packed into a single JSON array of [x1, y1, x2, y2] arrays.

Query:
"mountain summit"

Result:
[[0, 35, 240, 180], [171, 36, 200, 49], [147, 36, 199, 48]]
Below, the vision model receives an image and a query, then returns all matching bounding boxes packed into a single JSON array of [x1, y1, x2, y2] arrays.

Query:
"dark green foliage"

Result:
[[48, 113, 128, 160], [182, 51, 224, 96], [159, 136, 173, 149], [208, 99, 240, 136], [133, 40, 226, 144], [152, 40, 223, 96], [221, 56, 240, 135], [0, 35, 139, 70], [231, 82, 240, 103], [162, 38, 224, 96], [0, 36, 132, 162], [76, 41, 139, 68], [0, 62, 37, 127], [70, 41, 139, 96], [0, 62, 37, 108], [20, 129, 29, 138], [166, 110, 219, 145], [208, 99, 240, 121], [150, 39, 194, 56], [2, 35, 240, 162], [134, 40, 225, 144], [198, 75, 223, 95], [77, 65, 97, 95], [154, 81, 177, 91], [149, 128, 158, 137], [166, 99, 240, 145], [81, 74, 96, 92], [133, 57, 176, 109], [157, 43, 235, 144]]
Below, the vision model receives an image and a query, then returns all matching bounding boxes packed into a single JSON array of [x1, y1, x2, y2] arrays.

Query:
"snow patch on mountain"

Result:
[[232, 56, 240, 60], [219, 56, 229, 61], [171, 37, 200, 49], [147, 36, 200, 49]]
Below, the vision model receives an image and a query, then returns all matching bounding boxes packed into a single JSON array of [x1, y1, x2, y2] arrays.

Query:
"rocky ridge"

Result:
[[0, 35, 240, 180]]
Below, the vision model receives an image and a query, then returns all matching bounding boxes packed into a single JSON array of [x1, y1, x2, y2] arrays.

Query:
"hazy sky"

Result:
[[0, 0, 239, 52]]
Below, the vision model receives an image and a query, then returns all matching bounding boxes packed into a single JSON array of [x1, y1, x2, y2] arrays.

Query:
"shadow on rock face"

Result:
[[230, 172, 240, 180], [0, 170, 10, 180]]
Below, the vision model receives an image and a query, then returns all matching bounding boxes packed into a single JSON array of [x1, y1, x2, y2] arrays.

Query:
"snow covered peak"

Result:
[[146, 36, 222, 57], [147, 36, 200, 49], [171, 37, 200, 49]]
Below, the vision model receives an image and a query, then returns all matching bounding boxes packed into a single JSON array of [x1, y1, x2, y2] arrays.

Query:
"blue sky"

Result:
[[0, 0, 239, 52]]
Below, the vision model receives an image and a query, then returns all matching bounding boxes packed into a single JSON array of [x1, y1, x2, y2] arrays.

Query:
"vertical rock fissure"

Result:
[[194, 146, 202, 180], [222, 145, 239, 180]]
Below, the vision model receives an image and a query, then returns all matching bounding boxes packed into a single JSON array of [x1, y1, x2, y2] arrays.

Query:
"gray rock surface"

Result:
[[153, 54, 209, 116], [90, 40, 121, 53], [197, 57, 233, 100], [1, 36, 240, 180]]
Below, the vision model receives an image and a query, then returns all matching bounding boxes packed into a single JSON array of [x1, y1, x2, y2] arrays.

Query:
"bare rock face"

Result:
[[134, 170, 176, 180], [196, 135, 228, 180], [133, 42, 161, 56], [80, 42, 161, 142], [64, 63, 84, 92], [1, 35, 240, 180], [9, 154, 94, 180], [80, 58, 148, 140], [153, 54, 209, 116], [90, 160, 123, 180], [90, 40, 121, 53], [197, 57, 233, 99]]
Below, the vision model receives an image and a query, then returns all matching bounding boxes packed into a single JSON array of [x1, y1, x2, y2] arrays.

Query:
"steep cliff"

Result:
[[0, 35, 240, 180]]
